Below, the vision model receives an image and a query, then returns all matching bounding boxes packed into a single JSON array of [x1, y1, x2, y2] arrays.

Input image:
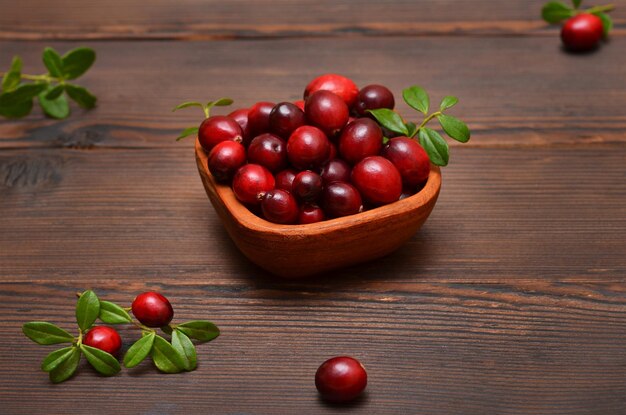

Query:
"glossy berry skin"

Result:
[[352, 156, 402, 206], [261, 189, 299, 224], [320, 159, 351, 185], [269, 102, 306, 139], [561, 14, 604, 52], [227, 108, 252, 145], [131, 292, 174, 328], [354, 84, 395, 116], [315, 356, 367, 403], [322, 182, 363, 218], [247, 133, 287, 172], [198, 116, 243, 152], [293, 100, 306, 112], [287, 126, 331, 170], [83, 326, 122, 356], [248, 101, 275, 137], [382, 137, 430, 189], [298, 204, 325, 224], [338, 118, 383, 165], [207, 141, 247, 183], [292, 171, 323, 202], [232, 164, 275, 205], [305, 90, 350, 136], [304, 74, 359, 108], [275, 168, 297, 192]]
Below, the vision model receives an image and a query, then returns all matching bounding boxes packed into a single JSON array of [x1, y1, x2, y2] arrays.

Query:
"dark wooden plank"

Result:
[[4, 0, 626, 40], [2, 37, 626, 151], [1, 279, 625, 414], [1, 146, 624, 283]]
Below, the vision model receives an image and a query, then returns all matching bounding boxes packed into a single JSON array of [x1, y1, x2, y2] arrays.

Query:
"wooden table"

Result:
[[1, 1, 625, 414]]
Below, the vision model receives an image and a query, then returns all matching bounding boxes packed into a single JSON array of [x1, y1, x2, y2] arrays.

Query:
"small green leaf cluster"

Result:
[[0, 47, 97, 119], [173, 98, 234, 140], [542, 1, 614, 35], [368, 86, 470, 167], [23, 290, 220, 383]]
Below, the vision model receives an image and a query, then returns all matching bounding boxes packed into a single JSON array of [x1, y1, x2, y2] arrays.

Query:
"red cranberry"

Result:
[[293, 171, 323, 202], [83, 326, 122, 356], [304, 74, 359, 108], [293, 100, 305, 111], [269, 102, 306, 139], [232, 164, 275, 205], [298, 204, 325, 224], [275, 168, 298, 192], [247, 133, 287, 172], [305, 90, 350, 136], [261, 189, 299, 224], [561, 14, 604, 52], [327, 142, 337, 162], [227, 108, 252, 145], [320, 159, 351, 185], [198, 115, 243, 152], [352, 156, 402, 206], [287, 126, 331, 170], [131, 291, 174, 328], [338, 118, 383, 165], [322, 182, 363, 218], [248, 101, 275, 137], [354, 84, 395, 116], [207, 141, 247, 183], [315, 356, 367, 403], [382, 137, 430, 189]]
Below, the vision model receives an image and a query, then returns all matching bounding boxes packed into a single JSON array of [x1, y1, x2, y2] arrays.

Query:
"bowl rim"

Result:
[[196, 138, 442, 237]]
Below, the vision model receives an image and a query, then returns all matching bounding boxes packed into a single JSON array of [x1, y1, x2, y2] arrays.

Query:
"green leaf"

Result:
[[23, 322, 74, 345], [41, 347, 75, 372], [176, 321, 220, 342], [0, 83, 47, 107], [437, 114, 471, 143], [0, 98, 33, 119], [367, 108, 409, 136], [65, 84, 97, 109], [80, 344, 121, 376], [61, 47, 96, 80], [172, 101, 204, 112], [541, 1, 574, 23], [403, 86, 429, 114], [123, 331, 156, 368], [49, 346, 81, 383], [406, 122, 418, 138], [99, 301, 132, 324], [151, 335, 186, 373], [593, 12, 613, 36], [160, 325, 173, 335], [418, 128, 449, 167], [76, 290, 100, 331], [45, 84, 65, 100], [2, 56, 22, 92], [176, 126, 199, 141], [42, 47, 64, 78], [572, 0, 582, 8], [208, 98, 234, 107], [39, 89, 70, 119], [439, 96, 459, 111], [172, 329, 197, 371]]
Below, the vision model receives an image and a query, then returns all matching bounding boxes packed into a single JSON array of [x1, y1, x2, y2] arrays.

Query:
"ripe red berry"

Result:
[[315, 356, 367, 403], [207, 141, 247, 183], [292, 170, 323, 203], [227, 108, 253, 145], [248, 101, 275, 137], [247, 133, 287, 172], [287, 126, 331, 170], [352, 156, 402, 206], [322, 182, 363, 218], [354, 84, 395, 116], [293, 100, 305, 112], [561, 14, 604, 52], [131, 292, 174, 328], [269, 102, 306, 139], [83, 326, 122, 356], [232, 164, 275, 205], [198, 115, 243, 152], [320, 159, 351, 185], [261, 189, 299, 224], [275, 168, 298, 192], [305, 90, 350, 136], [304, 74, 359, 108], [298, 204, 325, 224], [382, 137, 430, 189], [338, 118, 383, 165]]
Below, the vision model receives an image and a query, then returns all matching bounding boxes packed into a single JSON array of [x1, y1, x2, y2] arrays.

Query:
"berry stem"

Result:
[[414, 111, 442, 137], [0, 71, 56, 83], [583, 4, 615, 14]]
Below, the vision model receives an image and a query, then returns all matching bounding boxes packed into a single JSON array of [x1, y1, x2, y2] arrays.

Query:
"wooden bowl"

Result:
[[195, 139, 441, 278]]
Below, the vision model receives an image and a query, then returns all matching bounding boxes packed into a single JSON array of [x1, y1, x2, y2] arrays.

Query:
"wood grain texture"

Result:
[[3, 0, 626, 40]]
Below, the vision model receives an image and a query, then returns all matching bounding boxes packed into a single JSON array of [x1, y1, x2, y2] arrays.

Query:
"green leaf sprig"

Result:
[[542, 1, 615, 35], [23, 290, 220, 383], [0, 47, 96, 119], [172, 98, 234, 141], [368, 86, 470, 167]]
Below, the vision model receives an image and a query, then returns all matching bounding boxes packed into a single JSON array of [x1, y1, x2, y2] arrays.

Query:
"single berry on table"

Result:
[[561, 13, 604, 52], [131, 291, 174, 328], [83, 326, 122, 356], [315, 356, 368, 403]]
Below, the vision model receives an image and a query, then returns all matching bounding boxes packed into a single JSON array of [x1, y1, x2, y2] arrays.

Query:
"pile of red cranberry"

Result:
[[200, 74, 431, 225]]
